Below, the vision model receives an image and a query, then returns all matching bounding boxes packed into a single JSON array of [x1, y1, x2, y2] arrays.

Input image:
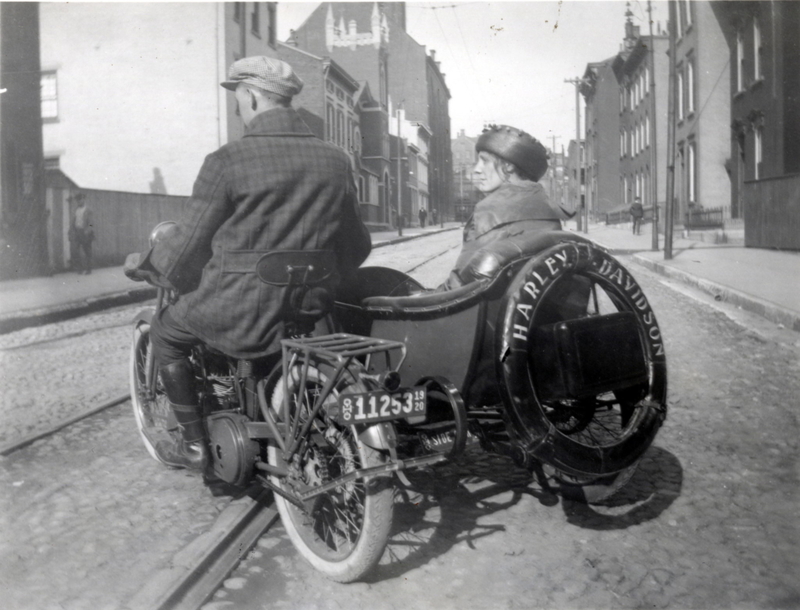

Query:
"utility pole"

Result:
[[550, 135, 561, 204], [396, 105, 403, 236], [565, 78, 586, 232], [664, 0, 677, 259], [648, 0, 660, 251]]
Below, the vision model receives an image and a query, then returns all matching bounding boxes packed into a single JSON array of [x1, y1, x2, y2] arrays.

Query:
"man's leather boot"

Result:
[[155, 360, 209, 471]]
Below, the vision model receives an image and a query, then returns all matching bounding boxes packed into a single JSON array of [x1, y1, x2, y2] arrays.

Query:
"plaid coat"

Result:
[[136, 108, 371, 358]]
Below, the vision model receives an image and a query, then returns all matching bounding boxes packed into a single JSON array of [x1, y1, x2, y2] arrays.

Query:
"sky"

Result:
[[278, 0, 668, 151]]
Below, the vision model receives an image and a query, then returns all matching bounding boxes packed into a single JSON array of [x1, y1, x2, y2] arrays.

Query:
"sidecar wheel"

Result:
[[497, 242, 668, 480], [264, 362, 394, 582], [130, 322, 174, 464]]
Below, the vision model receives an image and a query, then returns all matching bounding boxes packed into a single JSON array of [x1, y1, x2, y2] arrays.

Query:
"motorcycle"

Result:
[[130, 222, 667, 582]]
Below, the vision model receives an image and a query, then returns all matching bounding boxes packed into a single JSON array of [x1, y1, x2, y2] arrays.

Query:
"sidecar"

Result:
[[335, 230, 667, 492]]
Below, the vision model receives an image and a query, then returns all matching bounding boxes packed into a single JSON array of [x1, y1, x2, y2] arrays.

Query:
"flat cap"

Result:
[[476, 124, 549, 182], [220, 56, 303, 98]]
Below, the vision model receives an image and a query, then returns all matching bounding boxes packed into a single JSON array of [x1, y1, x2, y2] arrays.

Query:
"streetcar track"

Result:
[[402, 243, 461, 275], [125, 490, 278, 610], [0, 393, 130, 456], [0, 320, 132, 351]]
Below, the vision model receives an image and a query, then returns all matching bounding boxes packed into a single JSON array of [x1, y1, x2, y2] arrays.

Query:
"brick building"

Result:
[[581, 57, 621, 220], [711, 1, 800, 249], [288, 2, 452, 225], [0, 3, 48, 278], [670, 0, 731, 226], [611, 11, 670, 219]]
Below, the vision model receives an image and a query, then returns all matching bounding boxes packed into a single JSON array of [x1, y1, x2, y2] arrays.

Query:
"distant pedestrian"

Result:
[[70, 192, 94, 274], [418, 207, 427, 228], [431, 208, 438, 225], [630, 197, 644, 235]]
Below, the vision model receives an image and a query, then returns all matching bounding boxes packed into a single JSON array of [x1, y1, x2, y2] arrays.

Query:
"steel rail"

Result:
[[123, 491, 279, 610], [0, 393, 131, 456]]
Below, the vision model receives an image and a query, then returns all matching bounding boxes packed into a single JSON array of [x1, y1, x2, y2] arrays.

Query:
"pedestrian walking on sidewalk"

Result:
[[69, 192, 95, 274], [630, 197, 644, 235], [418, 207, 427, 228], [431, 208, 438, 225], [124, 56, 370, 472]]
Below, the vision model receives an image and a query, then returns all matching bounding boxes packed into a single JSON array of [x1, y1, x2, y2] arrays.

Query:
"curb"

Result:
[[630, 253, 800, 332], [0, 285, 158, 335], [0, 227, 460, 335]]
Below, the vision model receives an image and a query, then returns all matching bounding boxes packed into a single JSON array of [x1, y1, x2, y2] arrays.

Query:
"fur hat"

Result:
[[476, 125, 549, 182]]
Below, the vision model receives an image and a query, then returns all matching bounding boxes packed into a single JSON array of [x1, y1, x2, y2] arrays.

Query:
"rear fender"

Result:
[[131, 306, 156, 327], [358, 422, 397, 451]]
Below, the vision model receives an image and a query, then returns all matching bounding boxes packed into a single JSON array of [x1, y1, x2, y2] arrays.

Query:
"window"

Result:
[[736, 29, 745, 92], [687, 61, 695, 114], [688, 141, 696, 203], [753, 18, 762, 80], [251, 3, 261, 36], [754, 126, 763, 179], [41, 71, 58, 121], [677, 69, 685, 120], [646, 114, 650, 147], [620, 132, 625, 158], [683, 0, 692, 28], [233, 2, 243, 23], [326, 104, 334, 141]]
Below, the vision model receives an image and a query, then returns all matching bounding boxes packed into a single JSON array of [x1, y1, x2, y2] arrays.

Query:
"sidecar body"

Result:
[[335, 231, 668, 479]]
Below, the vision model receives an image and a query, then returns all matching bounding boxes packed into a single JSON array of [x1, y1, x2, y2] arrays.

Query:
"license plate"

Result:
[[337, 387, 426, 425]]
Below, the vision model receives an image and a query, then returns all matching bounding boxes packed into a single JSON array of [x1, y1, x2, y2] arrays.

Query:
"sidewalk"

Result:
[[0, 223, 461, 334], [570, 221, 800, 332]]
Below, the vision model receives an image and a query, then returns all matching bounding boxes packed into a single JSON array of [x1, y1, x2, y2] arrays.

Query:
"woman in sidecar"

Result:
[[335, 125, 667, 502]]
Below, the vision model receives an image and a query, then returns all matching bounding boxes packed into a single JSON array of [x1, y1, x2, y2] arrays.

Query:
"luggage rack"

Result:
[[276, 333, 408, 457]]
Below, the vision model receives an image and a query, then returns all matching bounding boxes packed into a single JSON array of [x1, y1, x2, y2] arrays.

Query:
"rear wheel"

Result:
[[130, 321, 174, 464], [266, 362, 394, 582]]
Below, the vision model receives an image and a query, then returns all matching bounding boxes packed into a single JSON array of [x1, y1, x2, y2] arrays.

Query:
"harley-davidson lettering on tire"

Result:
[[265, 362, 394, 582], [497, 241, 668, 503]]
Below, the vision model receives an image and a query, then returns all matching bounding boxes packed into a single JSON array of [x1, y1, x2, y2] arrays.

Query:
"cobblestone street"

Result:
[[0, 234, 798, 609]]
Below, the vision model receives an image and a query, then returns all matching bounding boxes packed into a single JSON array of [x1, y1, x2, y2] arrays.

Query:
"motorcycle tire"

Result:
[[497, 241, 668, 499], [265, 361, 394, 582], [130, 321, 174, 465]]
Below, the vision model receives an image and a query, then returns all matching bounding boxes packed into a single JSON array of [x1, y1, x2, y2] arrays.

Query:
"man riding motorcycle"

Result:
[[124, 56, 371, 471]]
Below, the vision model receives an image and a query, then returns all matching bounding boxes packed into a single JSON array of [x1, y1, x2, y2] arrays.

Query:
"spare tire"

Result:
[[496, 240, 667, 478]]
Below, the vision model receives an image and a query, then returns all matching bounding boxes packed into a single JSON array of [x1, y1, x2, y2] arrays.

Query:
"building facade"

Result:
[[612, 13, 670, 220], [451, 129, 478, 222], [39, 3, 278, 196], [671, 0, 731, 225], [289, 2, 452, 224], [581, 57, 621, 220], [711, 1, 800, 249]]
